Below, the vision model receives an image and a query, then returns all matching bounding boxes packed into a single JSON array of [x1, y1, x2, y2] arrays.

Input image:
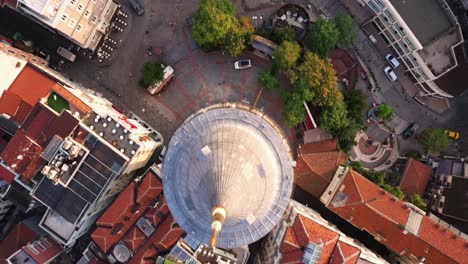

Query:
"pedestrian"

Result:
[[129, 72, 133, 78]]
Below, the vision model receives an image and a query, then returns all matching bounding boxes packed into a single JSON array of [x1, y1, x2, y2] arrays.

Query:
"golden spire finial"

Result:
[[210, 206, 227, 248]]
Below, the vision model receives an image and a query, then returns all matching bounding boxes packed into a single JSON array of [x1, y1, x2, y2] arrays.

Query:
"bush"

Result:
[[405, 150, 422, 160], [334, 14, 356, 48], [344, 90, 366, 122], [258, 70, 279, 91], [140, 62, 164, 87], [304, 19, 339, 58], [410, 194, 426, 210], [377, 103, 393, 120], [272, 26, 295, 43]]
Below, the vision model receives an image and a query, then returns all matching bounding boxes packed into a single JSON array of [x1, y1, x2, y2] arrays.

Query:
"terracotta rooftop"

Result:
[[51, 83, 91, 115], [295, 151, 346, 197], [0, 103, 79, 181], [0, 90, 22, 118], [329, 241, 361, 264], [0, 223, 39, 264], [280, 214, 363, 264], [326, 169, 468, 264], [399, 159, 432, 196], [91, 168, 184, 263], [7, 66, 54, 107], [299, 139, 338, 154]]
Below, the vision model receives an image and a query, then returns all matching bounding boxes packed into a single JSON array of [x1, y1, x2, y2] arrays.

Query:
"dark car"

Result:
[[402, 122, 416, 138], [128, 0, 144, 15]]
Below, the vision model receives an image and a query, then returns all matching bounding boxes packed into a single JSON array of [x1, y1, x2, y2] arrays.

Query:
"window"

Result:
[[84, 10, 90, 17], [61, 14, 68, 21], [36, 241, 46, 251], [68, 19, 76, 27], [91, 16, 97, 23], [69, 0, 76, 6], [27, 245, 39, 255], [76, 24, 82, 32], [77, 3, 83, 11]]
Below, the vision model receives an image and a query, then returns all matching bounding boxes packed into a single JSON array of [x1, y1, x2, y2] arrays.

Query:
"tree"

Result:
[[140, 62, 164, 87], [273, 40, 301, 70], [305, 19, 339, 58], [420, 129, 450, 154], [290, 52, 340, 108], [272, 26, 295, 43], [320, 101, 350, 133], [284, 90, 305, 127], [344, 89, 366, 122], [334, 14, 356, 48], [383, 185, 405, 200], [192, 0, 237, 49], [334, 122, 360, 152], [410, 194, 426, 210], [377, 103, 393, 120], [192, 0, 252, 56], [258, 70, 279, 91], [405, 149, 422, 160]]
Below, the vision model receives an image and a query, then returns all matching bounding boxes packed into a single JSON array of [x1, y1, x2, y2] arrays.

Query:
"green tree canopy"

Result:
[[290, 52, 340, 108], [140, 62, 164, 87], [284, 90, 305, 127], [272, 26, 295, 43], [192, 0, 252, 57], [420, 129, 450, 154], [273, 40, 301, 70], [334, 14, 356, 48], [377, 103, 393, 120], [320, 101, 350, 133], [305, 19, 339, 58], [258, 70, 279, 91], [410, 194, 426, 210], [344, 89, 366, 122]]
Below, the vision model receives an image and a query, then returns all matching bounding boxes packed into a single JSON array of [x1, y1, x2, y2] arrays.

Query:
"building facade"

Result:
[[360, 0, 464, 98], [14, 0, 118, 51]]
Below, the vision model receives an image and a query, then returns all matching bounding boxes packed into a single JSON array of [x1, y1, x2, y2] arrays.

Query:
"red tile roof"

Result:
[[12, 100, 33, 125], [330, 241, 360, 264], [326, 169, 468, 264], [0, 129, 43, 180], [399, 159, 432, 196], [0, 223, 38, 264], [0, 90, 22, 118], [299, 139, 338, 154], [21, 236, 62, 263], [7, 66, 54, 107], [280, 215, 340, 264], [91, 168, 183, 263], [0, 163, 16, 183], [295, 151, 346, 197]]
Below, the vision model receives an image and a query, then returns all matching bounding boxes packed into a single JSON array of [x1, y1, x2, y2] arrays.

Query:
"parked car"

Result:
[[148, 65, 174, 95], [445, 130, 460, 140], [385, 54, 400, 68], [128, 0, 144, 15], [402, 122, 417, 138], [234, 60, 252, 69], [57, 47, 76, 62], [383, 66, 397, 82]]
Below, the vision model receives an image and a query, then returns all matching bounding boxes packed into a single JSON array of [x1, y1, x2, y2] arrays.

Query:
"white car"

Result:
[[384, 66, 397, 82], [385, 54, 400, 68], [234, 60, 252, 69]]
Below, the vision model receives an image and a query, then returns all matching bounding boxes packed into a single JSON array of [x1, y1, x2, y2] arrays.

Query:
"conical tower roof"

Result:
[[163, 103, 293, 248]]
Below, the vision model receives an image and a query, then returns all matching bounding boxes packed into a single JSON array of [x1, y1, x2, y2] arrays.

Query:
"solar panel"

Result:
[[40, 136, 63, 162]]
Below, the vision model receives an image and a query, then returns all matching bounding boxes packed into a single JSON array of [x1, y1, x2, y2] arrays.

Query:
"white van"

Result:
[[57, 47, 76, 62], [148, 65, 174, 95]]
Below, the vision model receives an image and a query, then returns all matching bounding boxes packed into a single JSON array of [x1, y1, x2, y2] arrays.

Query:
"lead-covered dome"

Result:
[[162, 103, 293, 248]]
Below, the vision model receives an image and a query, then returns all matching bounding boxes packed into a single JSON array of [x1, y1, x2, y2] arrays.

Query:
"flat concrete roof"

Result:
[[390, 0, 452, 45]]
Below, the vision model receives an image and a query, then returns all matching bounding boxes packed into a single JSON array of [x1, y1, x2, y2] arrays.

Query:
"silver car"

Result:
[[384, 66, 397, 82], [385, 54, 400, 69], [234, 60, 252, 69]]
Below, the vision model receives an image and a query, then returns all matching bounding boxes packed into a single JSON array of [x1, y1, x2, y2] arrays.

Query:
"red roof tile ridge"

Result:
[[282, 239, 302, 250], [348, 170, 364, 203], [338, 241, 361, 263], [365, 200, 408, 226]]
